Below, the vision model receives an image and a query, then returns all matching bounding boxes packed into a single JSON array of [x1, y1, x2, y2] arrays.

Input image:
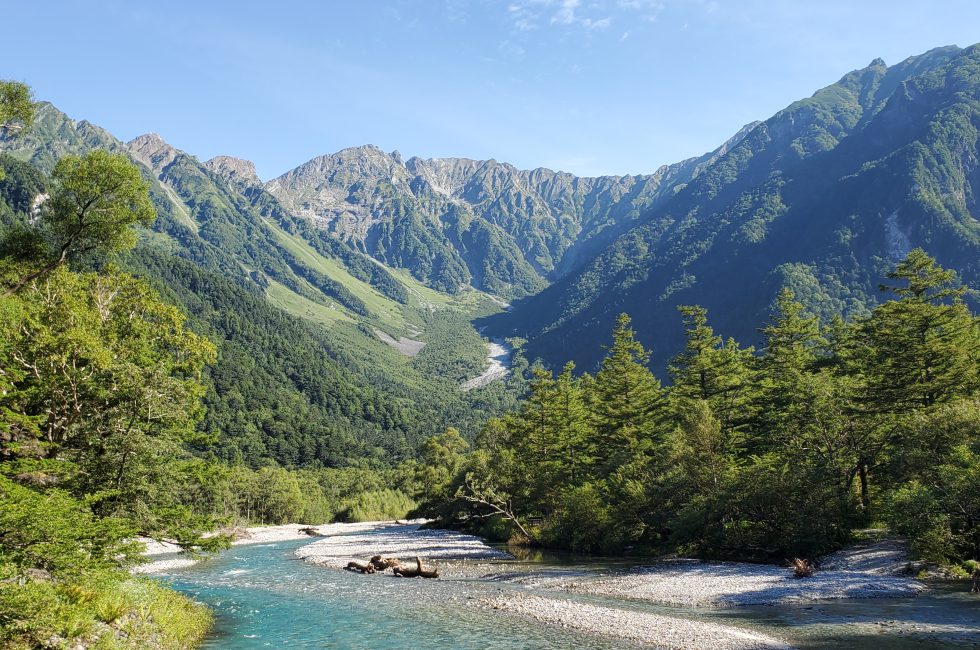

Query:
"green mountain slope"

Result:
[[264, 134, 756, 299], [490, 44, 980, 371], [0, 106, 514, 468]]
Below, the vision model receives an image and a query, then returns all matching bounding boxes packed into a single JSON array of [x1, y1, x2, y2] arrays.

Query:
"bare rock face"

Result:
[[261, 144, 709, 297], [126, 133, 179, 173], [205, 155, 261, 187]]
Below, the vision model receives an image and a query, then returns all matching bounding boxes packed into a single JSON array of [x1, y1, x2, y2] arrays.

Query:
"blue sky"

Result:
[[2, 1, 978, 179]]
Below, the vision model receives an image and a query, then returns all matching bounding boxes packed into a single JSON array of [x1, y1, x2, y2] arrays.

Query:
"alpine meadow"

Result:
[[2, 5, 980, 649]]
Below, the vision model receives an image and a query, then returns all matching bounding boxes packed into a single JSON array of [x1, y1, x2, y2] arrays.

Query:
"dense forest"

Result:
[[0, 101, 525, 472], [493, 44, 980, 373], [0, 87, 512, 647], [421, 252, 980, 570]]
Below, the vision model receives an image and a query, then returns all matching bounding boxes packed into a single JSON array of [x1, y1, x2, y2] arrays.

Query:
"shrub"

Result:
[[339, 489, 416, 522], [886, 481, 955, 563], [539, 483, 613, 553]]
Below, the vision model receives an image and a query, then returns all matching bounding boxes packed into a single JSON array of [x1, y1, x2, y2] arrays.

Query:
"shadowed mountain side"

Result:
[[486, 44, 980, 373]]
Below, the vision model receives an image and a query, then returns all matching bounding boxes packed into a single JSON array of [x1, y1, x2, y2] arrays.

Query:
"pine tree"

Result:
[[752, 289, 826, 451], [842, 249, 980, 512], [591, 313, 664, 472], [552, 363, 595, 486], [669, 305, 755, 438], [857, 249, 980, 412]]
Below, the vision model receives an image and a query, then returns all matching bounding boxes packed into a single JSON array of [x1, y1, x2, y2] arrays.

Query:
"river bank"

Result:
[[135, 521, 421, 574], [149, 522, 980, 650], [147, 522, 980, 648]]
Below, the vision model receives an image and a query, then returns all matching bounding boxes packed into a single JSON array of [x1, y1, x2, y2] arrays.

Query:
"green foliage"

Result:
[[496, 45, 980, 376], [0, 267, 217, 535], [886, 441, 980, 563], [339, 489, 417, 522], [426, 251, 980, 563], [0, 80, 35, 137], [47, 151, 156, 257], [0, 137, 218, 647], [0, 568, 212, 650], [539, 483, 612, 552], [592, 314, 663, 471], [413, 428, 469, 506], [2, 150, 156, 296], [0, 476, 140, 578]]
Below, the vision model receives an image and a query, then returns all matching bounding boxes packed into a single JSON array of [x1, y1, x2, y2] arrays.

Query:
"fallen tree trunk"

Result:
[[393, 557, 438, 579], [345, 560, 376, 574], [369, 555, 401, 571]]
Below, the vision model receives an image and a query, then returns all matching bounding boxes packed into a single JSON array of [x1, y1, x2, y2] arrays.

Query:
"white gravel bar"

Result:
[[820, 536, 911, 575], [135, 520, 416, 574], [480, 593, 793, 649], [295, 522, 512, 568], [568, 560, 924, 607]]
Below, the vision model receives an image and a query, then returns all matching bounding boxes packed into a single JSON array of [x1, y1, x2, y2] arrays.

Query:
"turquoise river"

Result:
[[156, 535, 980, 648]]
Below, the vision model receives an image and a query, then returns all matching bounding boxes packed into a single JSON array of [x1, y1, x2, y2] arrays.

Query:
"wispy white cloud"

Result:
[[507, 2, 539, 31], [550, 0, 581, 25], [502, 0, 660, 33], [616, 0, 664, 22], [498, 39, 527, 59], [582, 16, 612, 29]]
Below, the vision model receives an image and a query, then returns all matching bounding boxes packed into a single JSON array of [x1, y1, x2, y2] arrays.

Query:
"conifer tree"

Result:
[[857, 248, 980, 412], [592, 313, 663, 471], [841, 249, 980, 512], [669, 305, 754, 437], [552, 362, 595, 486], [752, 289, 826, 451]]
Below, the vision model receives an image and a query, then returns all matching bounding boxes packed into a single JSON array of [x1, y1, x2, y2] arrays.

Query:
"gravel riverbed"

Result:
[[479, 593, 793, 649], [561, 560, 924, 607]]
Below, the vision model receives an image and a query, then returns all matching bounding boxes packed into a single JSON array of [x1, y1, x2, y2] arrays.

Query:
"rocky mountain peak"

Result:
[[126, 133, 180, 173], [205, 155, 260, 186]]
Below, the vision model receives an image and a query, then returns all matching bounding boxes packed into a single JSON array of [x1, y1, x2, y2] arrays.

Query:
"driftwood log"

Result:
[[392, 556, 439, 579], [369, 555, 401, 571], [790, 558, 814, 579], [345, 560, 376, 574]]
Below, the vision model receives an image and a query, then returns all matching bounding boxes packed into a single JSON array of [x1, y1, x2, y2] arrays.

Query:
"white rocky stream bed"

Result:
[[461, 338, 512, 390]]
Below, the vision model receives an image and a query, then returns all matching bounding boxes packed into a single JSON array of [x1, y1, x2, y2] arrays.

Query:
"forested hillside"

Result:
[[491, 44, 980, 372], [4, 43, 980, 468], [422, 255, 980, 568], [0, 106, 524, 469]]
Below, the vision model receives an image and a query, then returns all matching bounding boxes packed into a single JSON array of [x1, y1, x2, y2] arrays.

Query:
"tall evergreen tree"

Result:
[[591, 313, 663, 472], [751, 289, 826, 451], [840, 249, 980, 511], [669, 305, 755, 438], [857, 248, 980, 412], [552, 363, 595, 487]]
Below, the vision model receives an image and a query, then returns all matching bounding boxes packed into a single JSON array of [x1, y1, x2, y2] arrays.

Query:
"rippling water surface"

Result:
[[159, 536, 980, 649], [161, 538, 623, 649]]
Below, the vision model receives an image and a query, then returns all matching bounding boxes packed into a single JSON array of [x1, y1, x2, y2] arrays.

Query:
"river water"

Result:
[[159, 538, 618, 649], [157, 538, 980, 649]]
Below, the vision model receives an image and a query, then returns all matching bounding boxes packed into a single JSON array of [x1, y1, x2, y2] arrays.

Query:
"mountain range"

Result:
[[490, 43, 980, 370], [2, 42, 980, 463]]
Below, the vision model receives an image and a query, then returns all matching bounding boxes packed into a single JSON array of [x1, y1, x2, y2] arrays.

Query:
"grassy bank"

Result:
[[0, 567, 212, 649]]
